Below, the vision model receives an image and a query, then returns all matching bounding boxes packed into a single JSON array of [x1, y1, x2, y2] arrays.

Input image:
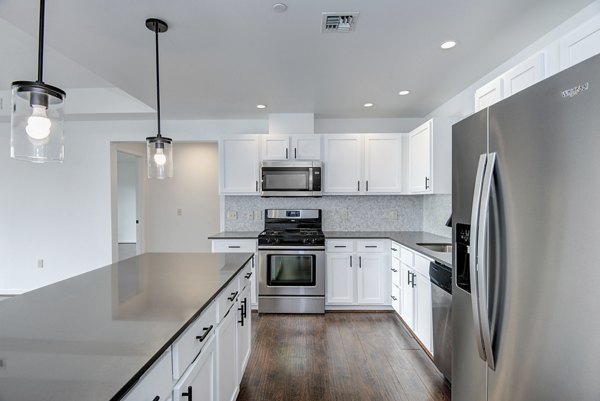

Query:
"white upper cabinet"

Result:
[[219, 136, 260, 195], [323, 134, 403, 194], [323, 135, 363, 193], [408, 119, 453, 194], [474, 77, 504, 112], [503, 53, 546, 97], [261, 135, 321, 160], [364, 134, 403, 193], [560, 15, 600, 71]]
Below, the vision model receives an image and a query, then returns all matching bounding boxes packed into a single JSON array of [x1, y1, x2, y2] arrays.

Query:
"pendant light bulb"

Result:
[[154, 147, 167, 166], [26, 105, 52, 140]]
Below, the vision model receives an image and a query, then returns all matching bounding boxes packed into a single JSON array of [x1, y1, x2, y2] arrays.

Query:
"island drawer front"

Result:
[[326, 239, 354, 252], [173, 334, 217, 401], [239, 261, 252, 291], [121, 349, 172, 401], [218, 278, 240, 322], [391, 242, 401, 259], [211, 239, 257, 253], [356, 239, 386, 252], [414, 253, 433, 276], [400, 246, 414, 266], [391, 257, 401, 287], [172, 301, 217, 380]]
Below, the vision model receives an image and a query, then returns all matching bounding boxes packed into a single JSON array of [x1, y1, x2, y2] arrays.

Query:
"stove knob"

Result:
[[311, 238, 317, 244], [274, 238, 280, 244]]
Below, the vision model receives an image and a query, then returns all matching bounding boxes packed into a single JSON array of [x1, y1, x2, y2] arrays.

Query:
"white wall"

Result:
[[145, 142, 220, 253]]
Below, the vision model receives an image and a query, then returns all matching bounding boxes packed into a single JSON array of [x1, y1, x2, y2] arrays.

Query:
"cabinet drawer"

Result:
[[356, 239, 385, 252], [121, 349, 172, 401], [391, 257, 400, 287], [239, 261, 252, 291], [172, 301, 217, 380], [414, 253, 432, 277], [400, 246, 414, 266], [211, 239, 257, 253], [326, 239, 354, 252], [218, 278, 240, 322], [390, 242, 400, 259]]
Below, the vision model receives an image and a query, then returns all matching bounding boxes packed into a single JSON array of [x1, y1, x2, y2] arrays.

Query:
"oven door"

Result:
[[258, 248, 325, 296]]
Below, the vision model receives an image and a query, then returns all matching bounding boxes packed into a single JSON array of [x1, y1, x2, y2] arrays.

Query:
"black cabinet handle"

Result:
[[228, 245, 241, 248], [286, 148, 289, 159], [241, 298, 247, 319], [245, 272, 252, 279], [228, 291, 238, 301], [411, 273, 417, 288], [365, 245, 378, 248], [182, 385, 193, 401], [407, 271, 412, 286], [357, 180, 360, 191], [238, 304, 245, 326], [196, 325, 213, 342], [359, 256, 362, 268], [391, 268, 398, 272], [294, 148, 297, 159], [256, 181, 259, 192], [349, 255, 352, 267], [334, 245, 347, 248], [152, 397, 160, 401], [366, 180, 369, 192], [425, 177, 430, 190], [391, 295, 397, 301], [391, 248, 398, 251]]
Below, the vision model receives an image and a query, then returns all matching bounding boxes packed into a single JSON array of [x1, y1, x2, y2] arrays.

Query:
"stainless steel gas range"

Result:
[[257, 209, 325, 314]]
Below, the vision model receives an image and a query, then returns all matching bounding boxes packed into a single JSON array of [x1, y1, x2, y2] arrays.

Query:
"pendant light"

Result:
[[11, 0, 66, 163], [145, 18, 173, 179]]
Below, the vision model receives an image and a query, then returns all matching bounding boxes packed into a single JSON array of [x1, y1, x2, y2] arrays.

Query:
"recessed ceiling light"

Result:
[[363, 103, 374, 108], [441, 40, 457, 50], [398, 90, 411, 96], [256, 104, 267, 109], [273, 3, 288, 13]]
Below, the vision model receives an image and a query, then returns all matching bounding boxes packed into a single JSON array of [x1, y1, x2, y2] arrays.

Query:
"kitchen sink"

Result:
[[417, 243, 453, 253]]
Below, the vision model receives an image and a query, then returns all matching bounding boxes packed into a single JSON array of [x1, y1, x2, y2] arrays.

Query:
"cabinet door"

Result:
[[291, 135, 321, 160], [364, 134, 402, 193], [219, 137, 260, 194], [409, 121, 432, 193], [357, 253, 385, 304], [559, 15, 600, 70], [261, 136, 290, 160], [236, 285, 252, 380], [415, 272, 433, 353], [474, 77, 504, 112], [503, 53, 545, 97], [217, 305, 238, 401], [326, 253, 355, 304], [323, 135, 363, 193], [400, 264, 415, 331], [173, 336, 217, 401]]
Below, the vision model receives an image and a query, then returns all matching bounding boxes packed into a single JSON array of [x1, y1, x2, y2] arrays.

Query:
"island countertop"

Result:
[[0, 252, 253, 401]]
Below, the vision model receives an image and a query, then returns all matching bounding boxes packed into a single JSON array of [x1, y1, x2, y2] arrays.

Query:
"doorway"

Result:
[[116, 151, 142, 261]]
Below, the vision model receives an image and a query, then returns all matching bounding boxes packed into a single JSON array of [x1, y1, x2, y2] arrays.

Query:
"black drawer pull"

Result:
[[391, 295, 397, 301], [153, 397, 160, 401], [391, 268, 398, 272], [391, 247, 398, 251], [228, 245, 241, 248], [196, 325, 213, 342], [334, 245, 347, 248], [245, 272, 252, 279], [365, 245, 378, 248], [182, 385, 193, 401], [228, 291, 239, 301]]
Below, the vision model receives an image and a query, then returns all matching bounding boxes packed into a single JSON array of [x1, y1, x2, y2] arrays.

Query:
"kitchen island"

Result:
[[0, 252, 253, 401]]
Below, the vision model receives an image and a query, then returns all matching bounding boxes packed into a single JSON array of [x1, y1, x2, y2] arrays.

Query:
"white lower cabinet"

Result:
[[173, 335, 217, 401], [398, 246, 433, 354], [217, 302, 239, 401], [325, 239, 388, 307]]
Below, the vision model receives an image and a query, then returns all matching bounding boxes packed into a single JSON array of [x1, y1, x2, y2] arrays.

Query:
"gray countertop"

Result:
[[209, 231, 452, 267], [0, 252, 253, 401]]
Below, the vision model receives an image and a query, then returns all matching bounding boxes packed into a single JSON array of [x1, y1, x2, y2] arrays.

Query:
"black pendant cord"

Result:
[[37, 0, 45, 83], [154, 24, 162, 138]]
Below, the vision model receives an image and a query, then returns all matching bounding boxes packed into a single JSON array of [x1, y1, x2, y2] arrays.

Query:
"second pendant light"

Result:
[[145, 18, 173, 179]]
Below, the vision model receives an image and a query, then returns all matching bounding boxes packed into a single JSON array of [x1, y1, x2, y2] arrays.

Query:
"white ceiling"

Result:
[[0, 0, 596, 119]]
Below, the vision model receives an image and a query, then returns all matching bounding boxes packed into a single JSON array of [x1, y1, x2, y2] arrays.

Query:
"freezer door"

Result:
[[486, 54, 600, 400], [451, 110, 488, 401]]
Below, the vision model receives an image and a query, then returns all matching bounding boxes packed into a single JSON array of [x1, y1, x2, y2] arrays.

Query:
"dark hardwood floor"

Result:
[[237, 312, 451, 401]]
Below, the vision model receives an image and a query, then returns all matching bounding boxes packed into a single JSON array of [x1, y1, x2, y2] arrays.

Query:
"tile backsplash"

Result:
[[224, 195, 449, 237], [422, 194, 452, 237]]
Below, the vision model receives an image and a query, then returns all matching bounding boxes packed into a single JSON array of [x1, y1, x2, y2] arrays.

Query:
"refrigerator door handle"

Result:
[[478, 152, 497, 370], [470, 153, 488, 362]]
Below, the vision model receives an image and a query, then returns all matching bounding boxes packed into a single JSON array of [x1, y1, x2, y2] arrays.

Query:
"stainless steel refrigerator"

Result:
[[452, 54, 600, 401]]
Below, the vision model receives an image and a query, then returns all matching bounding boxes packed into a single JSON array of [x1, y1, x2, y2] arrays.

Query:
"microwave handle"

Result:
[[309, 167, 314, 190]]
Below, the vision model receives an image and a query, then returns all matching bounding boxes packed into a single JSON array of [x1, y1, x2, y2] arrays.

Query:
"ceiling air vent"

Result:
[[321, 12, 359, 33]]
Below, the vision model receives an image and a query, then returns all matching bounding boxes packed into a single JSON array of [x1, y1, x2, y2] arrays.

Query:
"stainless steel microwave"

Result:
[[260, 161, 322, 197]]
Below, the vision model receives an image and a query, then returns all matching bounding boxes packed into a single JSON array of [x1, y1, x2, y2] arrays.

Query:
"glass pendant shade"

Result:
[[11, 82, 66, 162], [146, 136, 173, 179]]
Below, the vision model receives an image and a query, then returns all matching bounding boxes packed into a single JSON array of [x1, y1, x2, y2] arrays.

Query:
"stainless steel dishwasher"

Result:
[[430, 261, 452, 384]]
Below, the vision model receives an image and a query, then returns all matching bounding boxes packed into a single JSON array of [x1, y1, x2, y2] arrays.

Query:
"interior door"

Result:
[[486, 54, 600, 401]]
